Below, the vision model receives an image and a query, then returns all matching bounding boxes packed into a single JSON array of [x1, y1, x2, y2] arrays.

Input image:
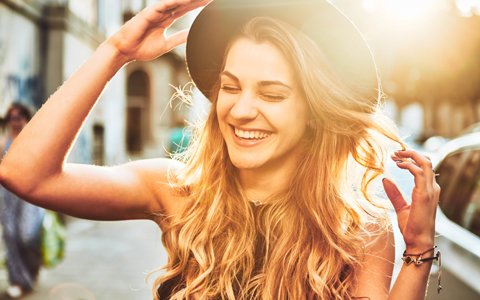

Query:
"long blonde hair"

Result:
[[154, 17, 403, 299]]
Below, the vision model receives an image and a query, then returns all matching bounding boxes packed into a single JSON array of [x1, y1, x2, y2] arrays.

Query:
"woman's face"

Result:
[[7, 108, 28, 132], [216, 37, 310, 171]]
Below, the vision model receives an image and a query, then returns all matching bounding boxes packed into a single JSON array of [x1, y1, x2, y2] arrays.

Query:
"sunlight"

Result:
[[456, 0, 480, 16], [362, 0, 378, 13], [384, 0, 435, 19]]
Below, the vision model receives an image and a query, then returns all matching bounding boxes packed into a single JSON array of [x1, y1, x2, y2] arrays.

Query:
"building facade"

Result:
[[0, 0, 208, 165]]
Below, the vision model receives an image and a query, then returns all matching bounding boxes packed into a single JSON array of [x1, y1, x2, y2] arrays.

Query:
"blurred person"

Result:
[[0, 0, 441, 299], [0, 102, 45, 298]]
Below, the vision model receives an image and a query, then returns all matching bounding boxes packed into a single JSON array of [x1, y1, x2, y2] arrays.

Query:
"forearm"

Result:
[[388, 257, 433, 299], [0, 42, 128, 194]]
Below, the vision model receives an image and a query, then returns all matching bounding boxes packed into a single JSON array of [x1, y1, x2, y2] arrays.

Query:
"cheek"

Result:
[[277, 104, 308, 128], [216, 102, 226, 123], [284, 109, 309, 137], [289, 121, 308, 139], [216, 97, 228, 119], [216, 100, 231, 136], [216, 95, 237, 124]]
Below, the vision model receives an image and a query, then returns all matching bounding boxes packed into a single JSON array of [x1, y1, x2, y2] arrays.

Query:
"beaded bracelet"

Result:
[[402, 246, 442, 293]]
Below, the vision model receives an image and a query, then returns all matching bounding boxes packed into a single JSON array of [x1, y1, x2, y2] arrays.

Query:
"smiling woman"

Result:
[[0, 0, 441, 299], [217, 36, 309, 174]]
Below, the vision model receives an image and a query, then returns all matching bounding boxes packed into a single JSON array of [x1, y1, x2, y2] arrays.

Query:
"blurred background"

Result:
[[0, 0, 479, 299]]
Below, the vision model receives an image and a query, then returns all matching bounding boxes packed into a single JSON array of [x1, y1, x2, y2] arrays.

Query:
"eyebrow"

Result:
[[220, 70, 292, 90]]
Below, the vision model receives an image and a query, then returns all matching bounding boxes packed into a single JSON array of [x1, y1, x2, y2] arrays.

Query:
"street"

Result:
[[0, 218, 167, 300]]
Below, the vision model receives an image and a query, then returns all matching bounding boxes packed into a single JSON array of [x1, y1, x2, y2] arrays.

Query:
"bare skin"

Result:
[[354, 150, 440, 299], [0, 1, 440, 299]]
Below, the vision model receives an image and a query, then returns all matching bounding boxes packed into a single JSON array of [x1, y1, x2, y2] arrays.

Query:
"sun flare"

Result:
[[386, 0, 435, 19]]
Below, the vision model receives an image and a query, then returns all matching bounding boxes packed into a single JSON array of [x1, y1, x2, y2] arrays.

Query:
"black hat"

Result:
[[186, 0, 379, 101]]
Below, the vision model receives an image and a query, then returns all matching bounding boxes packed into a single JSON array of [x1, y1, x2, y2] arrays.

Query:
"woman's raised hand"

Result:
[[107, 0, 211, 63], [383, 150, 441, 252]]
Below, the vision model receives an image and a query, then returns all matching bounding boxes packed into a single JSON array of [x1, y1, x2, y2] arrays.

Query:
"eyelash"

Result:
[[262, 94, 286, 101], [220, 86, 287, 102], [220, 85, 240, 92]]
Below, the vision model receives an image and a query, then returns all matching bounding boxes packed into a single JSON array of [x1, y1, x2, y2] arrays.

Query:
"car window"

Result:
[[437, 148, 480, 237]]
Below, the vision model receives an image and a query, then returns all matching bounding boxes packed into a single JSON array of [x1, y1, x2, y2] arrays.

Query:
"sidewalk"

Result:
[[0, 218, 167, 300]]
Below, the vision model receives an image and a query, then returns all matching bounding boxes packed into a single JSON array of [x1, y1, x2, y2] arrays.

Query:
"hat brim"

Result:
[[186, 0, 379, 101]]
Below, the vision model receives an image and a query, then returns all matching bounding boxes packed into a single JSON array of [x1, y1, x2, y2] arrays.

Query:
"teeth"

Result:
[[234, 128, 271, 140]]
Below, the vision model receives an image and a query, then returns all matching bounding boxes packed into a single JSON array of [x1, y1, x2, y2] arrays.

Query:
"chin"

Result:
[[228, 154, 266, 170]]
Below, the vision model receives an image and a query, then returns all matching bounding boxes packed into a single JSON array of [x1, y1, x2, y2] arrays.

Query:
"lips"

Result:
[[233, 127, 272, 140]]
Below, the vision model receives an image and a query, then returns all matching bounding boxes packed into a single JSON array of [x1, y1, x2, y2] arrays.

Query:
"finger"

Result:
[[394, 150, 434, 184], [394, 159, 427, 189], [394, 149, 431, 163], [172, 0, 212, 20], [153, 0, 210, 15], [165, 29, 189, 51], [382, 178, 409, 212], [152, 0, 190, 11], [391, 154, 421, 168], [149, 0, 211, 27], [392, 153, 439, 188], [433, 181, 441, 200], [169, 4, 200, 21], [140, 0, 196, 24]]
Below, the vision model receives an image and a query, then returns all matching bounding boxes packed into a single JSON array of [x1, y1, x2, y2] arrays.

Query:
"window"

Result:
[[92, 124, 104, 165], [126, 70, 150, 153], [437, 148, 480, 237]]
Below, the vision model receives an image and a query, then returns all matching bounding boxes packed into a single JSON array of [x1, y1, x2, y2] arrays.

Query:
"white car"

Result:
[[425, 132, 480, 299]]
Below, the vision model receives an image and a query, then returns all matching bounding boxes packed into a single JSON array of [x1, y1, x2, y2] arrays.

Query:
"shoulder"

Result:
[[363, 221, 395, 255], [352, 221, 395, 298]]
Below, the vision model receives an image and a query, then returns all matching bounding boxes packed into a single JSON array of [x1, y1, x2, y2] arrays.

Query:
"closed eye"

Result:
[[220, 85, 241, 93], [262, 94, 287, 102]]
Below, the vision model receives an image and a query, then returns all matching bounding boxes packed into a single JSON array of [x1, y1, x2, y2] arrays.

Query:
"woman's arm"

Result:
[[354, 149, 440, 299], [0, 0, 209, 221], [352, 226, 395, 299]]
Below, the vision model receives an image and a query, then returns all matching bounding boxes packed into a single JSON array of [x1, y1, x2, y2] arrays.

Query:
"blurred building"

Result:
[[0, 0, 208, 165], [6, 0, 478, 158], [336, 0, 480, 141]]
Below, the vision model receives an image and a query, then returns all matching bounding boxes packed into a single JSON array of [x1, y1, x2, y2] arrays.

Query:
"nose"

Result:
[[229, 91, 258, 121]]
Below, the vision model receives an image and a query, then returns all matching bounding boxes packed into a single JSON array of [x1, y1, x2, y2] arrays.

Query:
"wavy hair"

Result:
[[153, 17, 404, 299]]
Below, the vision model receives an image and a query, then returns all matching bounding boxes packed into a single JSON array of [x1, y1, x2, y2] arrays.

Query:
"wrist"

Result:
[[405, 237, 435, 253], [99, 41, 132, 69], [405, 245, 434, 254], [402, 245, 439, 265], [401, 245, 443, 294]]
